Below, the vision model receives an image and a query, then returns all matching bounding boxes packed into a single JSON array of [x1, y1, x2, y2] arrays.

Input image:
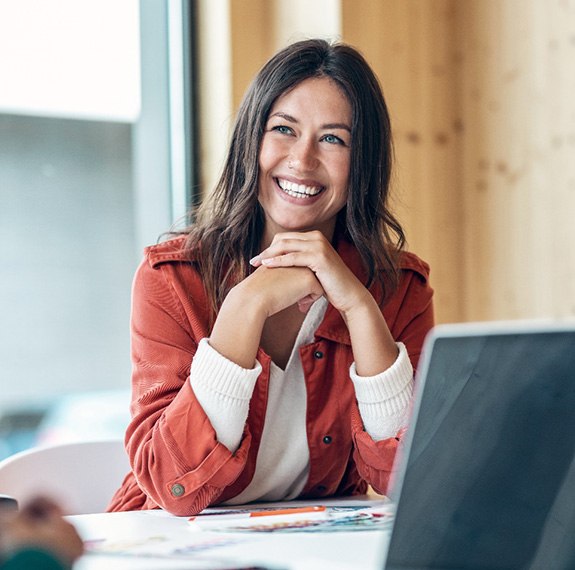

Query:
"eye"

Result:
[[271, 125, 294, 135], [321, 134, 346, 146]]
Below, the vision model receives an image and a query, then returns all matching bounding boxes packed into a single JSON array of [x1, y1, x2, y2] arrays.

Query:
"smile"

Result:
[[276, 178, 324, 198]]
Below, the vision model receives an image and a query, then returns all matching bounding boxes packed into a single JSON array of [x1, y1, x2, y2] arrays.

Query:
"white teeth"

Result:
[[277, 178, 323, 197]]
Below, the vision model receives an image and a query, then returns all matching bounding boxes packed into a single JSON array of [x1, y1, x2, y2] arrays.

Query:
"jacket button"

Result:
[[322, 435, 332, 444], [314, 350, 324, 359], [171, 483, 185, 497]]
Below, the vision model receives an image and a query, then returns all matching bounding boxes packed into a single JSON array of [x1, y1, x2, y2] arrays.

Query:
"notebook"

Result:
[[381, 320, 575, 570]]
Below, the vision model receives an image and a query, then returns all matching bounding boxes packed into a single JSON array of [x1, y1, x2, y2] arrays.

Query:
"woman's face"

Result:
[[258, 77, 352, 247]]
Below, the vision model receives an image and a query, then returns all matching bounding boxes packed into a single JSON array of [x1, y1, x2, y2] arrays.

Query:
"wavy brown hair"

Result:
[[184, 39, 405, 320]]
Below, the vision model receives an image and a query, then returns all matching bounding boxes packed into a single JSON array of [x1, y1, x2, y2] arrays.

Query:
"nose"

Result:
[[289, 137, 319, 172]]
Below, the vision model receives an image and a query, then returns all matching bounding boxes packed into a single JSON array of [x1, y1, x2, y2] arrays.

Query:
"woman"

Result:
[[109, 39, 434, 516]]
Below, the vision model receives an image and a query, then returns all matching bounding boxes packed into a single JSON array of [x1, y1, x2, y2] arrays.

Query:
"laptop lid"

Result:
[[383, 321, 575, 570]]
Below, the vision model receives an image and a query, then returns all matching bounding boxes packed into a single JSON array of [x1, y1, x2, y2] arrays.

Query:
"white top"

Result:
[[190, 297, 413, 504]]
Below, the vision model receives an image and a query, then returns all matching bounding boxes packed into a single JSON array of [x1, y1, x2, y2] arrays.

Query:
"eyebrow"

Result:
[[269, 111, 351, 132]]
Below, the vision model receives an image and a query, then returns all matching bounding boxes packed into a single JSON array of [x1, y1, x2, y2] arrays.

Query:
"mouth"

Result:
[[276, 178, 324, 199]]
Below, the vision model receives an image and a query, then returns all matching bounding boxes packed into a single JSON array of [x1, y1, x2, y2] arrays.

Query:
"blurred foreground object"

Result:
[[0, 496, 84, 569]]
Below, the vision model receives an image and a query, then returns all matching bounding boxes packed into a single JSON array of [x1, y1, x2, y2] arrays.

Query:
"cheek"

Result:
[[258, 138, 280, 174], [257, 151, 274, 202], [336, 188, 349, 211], [333, 160, 351, 209], [334, 155, 351, 189], [258, 147, 270, 172]]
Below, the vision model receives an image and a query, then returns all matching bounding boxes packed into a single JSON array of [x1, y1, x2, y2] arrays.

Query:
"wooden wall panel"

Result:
[[198, 0, 575, 323], [458, 0, 575, 320], [342, 0, 464, 323]]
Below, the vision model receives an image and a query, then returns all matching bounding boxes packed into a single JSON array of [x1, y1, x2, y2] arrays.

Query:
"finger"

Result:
[[261, 251, 316, 268], [259, 239, 310, 260], [257, 231, 325, 260], [250, 238, 313, 266], [249, 254, 262, 267], [270, 231, 319, 243]]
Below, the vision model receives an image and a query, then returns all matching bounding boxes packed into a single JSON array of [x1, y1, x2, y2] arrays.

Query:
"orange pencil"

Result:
[[250, 505, 325, 518], [189, 505, 326, 523]]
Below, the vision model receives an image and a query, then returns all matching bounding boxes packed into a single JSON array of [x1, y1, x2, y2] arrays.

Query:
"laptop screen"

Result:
[[384, 324, 575, 570]]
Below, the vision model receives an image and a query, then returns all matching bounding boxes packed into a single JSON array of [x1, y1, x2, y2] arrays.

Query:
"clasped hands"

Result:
[[214, 230, 397, 373], [248, 230, 369, 317]]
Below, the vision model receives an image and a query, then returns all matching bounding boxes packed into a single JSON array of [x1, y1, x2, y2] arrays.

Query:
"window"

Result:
[[0, 0, 197, 458]]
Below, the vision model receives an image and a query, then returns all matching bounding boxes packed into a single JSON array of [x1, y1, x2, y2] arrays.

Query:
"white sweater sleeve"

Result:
[[349, 342, 414, 441], [189, 338, 261, 452]]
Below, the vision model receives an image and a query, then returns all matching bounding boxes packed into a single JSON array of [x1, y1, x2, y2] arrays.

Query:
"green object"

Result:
[[1, 548, 68, 570]]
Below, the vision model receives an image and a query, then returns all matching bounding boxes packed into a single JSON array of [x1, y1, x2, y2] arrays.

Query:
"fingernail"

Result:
[[249, 255, 261, 266]]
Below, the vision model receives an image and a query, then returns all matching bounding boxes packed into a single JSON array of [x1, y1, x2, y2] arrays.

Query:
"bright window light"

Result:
[[0, 0, 140, 122]]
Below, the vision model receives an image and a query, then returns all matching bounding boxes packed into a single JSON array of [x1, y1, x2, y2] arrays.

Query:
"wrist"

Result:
[[339, 290, 378, 326], [225, 280, 270, 324], [341, 294, 399, 375], [209, 282, 268, 369]]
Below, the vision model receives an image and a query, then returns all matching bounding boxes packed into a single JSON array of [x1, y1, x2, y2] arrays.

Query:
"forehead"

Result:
[[268, 77, 352, 122]]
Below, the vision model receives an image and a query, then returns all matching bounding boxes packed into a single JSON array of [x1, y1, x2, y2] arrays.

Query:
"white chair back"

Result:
[[0, 439, 130, 515]]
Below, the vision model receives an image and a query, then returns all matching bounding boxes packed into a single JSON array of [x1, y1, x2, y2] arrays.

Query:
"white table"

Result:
[[69, 498, 392, 570]]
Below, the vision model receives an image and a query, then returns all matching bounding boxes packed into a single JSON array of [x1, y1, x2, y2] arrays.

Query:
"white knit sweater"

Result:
[[190, 297, 413, 504]]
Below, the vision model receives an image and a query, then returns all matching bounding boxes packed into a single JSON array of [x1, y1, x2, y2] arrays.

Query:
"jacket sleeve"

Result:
[[124, 258, 252, 515], [349, 262, 435, 495]]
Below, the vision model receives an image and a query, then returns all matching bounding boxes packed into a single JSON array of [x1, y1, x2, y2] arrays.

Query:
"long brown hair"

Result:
[[185, 39, 405, 319]]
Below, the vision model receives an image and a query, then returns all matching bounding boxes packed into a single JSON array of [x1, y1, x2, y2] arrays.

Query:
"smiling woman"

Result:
[[108, 39, 435, 516], [258, 77, 351, 244]]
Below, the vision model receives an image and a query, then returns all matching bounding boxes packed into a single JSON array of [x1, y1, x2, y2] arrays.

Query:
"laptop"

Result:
[[381, 320, 575, 570]]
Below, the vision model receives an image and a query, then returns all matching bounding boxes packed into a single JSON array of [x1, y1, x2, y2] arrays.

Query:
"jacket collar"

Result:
[[146, 235, 414, 348], [146, 235, 189, 267]]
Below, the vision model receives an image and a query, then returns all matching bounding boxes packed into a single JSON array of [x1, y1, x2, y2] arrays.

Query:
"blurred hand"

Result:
[[0, 496, 84, 568]]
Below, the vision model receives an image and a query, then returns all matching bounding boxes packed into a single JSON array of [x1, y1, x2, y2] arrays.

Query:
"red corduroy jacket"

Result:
[[108, 236, 434, 515]]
